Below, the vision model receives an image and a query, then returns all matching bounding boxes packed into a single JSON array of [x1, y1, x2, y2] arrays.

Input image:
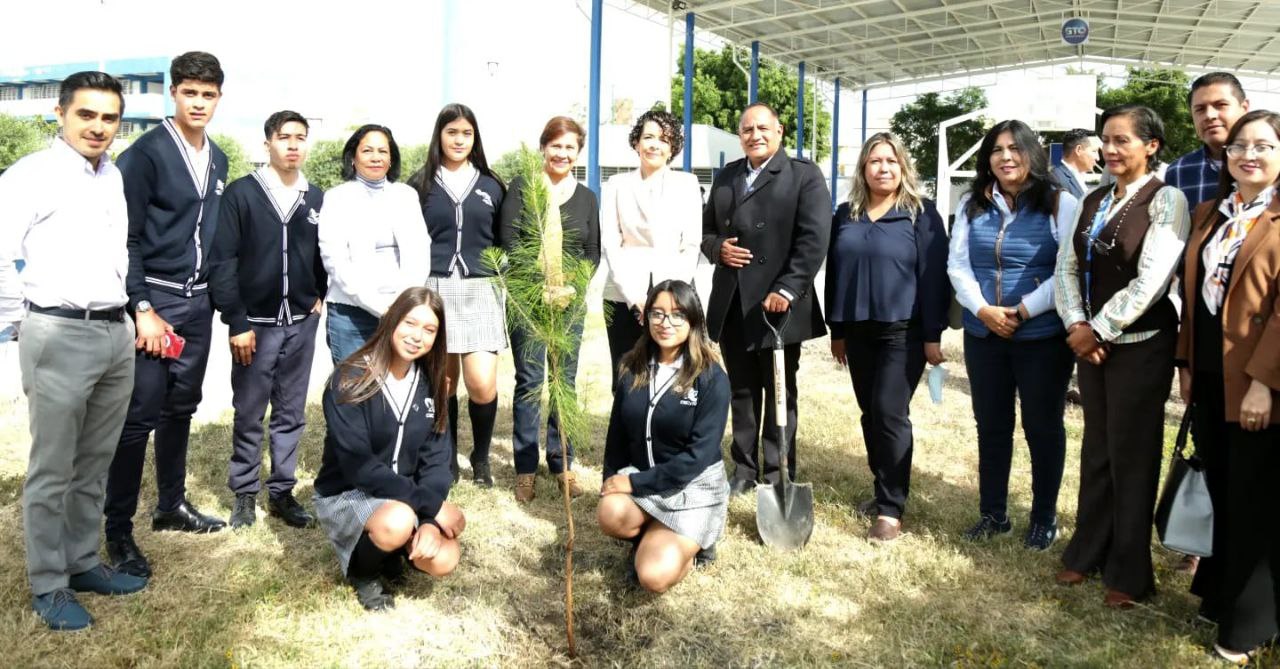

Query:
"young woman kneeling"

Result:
[[313, 287, 466, 610], [598, 280, 731, 593]]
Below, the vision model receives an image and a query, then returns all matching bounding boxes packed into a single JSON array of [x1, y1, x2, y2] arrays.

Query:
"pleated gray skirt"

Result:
[[619, 460, 730, 549]]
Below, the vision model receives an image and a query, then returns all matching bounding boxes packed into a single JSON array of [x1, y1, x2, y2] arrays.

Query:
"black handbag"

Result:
[[1154, 407, 1213, 557]]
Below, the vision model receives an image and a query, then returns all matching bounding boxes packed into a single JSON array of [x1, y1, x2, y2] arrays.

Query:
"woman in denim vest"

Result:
[[948, 120, 1079, 550]]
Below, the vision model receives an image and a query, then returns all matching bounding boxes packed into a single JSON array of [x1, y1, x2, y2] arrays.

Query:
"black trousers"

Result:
[[964, 333, 1074, 525], [509, 316, 584, 475], [1189, 371, 1280, 652], [105, 291, 214, 538], [720, 304, 800, 485], [605, 300, 645, 389], [844, 321, 925, 519], [1061, 329, 1175, 598]]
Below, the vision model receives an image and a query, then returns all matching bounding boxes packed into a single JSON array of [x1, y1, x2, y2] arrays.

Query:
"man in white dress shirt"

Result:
[[0, 72, 147, 631]]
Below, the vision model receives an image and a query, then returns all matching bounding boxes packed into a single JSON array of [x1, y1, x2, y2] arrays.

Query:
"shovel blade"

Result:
[[756, 480, 815, 551]]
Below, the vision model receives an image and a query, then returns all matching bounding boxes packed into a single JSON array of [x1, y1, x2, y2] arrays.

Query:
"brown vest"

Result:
[[1073, 178, 1178, 334]]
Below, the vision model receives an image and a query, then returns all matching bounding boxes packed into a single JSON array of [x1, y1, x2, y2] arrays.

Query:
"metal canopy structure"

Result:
[[630, 0, 1280, 88]]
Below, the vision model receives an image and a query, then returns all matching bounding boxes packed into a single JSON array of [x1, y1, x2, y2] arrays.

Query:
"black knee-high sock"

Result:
[[468, 398, 497, 465], [348, 533, 394, 580], [447, 396, 460, 480]]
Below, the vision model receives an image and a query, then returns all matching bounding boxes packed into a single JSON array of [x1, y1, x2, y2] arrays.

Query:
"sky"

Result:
[[3, 0, 1278, 168]]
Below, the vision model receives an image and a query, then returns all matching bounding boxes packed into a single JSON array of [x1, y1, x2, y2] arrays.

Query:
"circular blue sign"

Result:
[[1061, 18, 1090, 45]]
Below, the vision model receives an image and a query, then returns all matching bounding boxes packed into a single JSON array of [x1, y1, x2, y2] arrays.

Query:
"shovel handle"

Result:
[[772, 349, 787, 427]]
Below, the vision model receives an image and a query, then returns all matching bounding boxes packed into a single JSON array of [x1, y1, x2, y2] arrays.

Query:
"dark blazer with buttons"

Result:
[[1176, 194, 1280, 425], [700, 153, 831, 350], [1050, 162, 1085, 200]]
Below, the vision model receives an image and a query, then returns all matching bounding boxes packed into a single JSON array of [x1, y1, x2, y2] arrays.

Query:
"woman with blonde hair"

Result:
[[599, 279, 730, 591], [947, 120, 1079, 550], [825, 131, 950, 542]]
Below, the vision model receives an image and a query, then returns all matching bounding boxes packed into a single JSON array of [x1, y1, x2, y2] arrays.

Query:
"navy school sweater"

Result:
[[314, 370, 453, 522], [602, 363, 731, 495], [117, 119, 228, 308], [209, 172, 327, 336], [419, 172, 505, 277]]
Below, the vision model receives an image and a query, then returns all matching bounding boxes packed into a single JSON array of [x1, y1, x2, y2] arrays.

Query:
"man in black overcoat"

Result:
[[700, 102, 831, 494]]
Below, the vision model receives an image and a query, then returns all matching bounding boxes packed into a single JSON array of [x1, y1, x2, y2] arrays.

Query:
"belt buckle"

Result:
[[83, 309, 93, 321]]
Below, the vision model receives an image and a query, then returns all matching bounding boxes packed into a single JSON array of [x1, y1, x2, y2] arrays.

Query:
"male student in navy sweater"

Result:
[[105, 51, 230, 578], [209, 111, 325, 530]]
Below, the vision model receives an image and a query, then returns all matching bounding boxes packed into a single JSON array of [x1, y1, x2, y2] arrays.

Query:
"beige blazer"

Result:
[[600, 168, 704, 307], [1177, 193, 1280, 424]]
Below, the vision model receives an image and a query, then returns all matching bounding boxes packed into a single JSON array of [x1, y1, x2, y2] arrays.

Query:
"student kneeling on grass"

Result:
[[313, 287, 465, 611], [598, 280, 731, 593]]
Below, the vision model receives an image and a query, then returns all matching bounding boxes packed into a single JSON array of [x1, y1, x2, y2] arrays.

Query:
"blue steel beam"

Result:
[[831, 77, 840, 212], [796, 61, 805, 159], [683, 12, 694, 172], [588, 0, 603, 194], [861, 88, 868, 144], [749, 41, 759, 103]]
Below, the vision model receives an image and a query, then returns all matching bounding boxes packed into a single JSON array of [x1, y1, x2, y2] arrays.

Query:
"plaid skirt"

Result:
[[314, 488, 414, 575], [426, 274, 507, 354], [619, 460, 730, 549]]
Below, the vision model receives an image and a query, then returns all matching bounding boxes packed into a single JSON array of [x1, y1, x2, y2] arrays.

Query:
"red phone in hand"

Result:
[[161, 332, 186, 360]]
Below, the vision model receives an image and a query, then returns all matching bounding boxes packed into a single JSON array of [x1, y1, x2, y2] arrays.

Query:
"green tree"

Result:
[[212, 133, 252, 181], [1096, 67, 1197, 159], [491, 148, 526, 184], [671, 45, 832, 160], [0, 114, 56, 170], [399, 144, 430, 180], [889, 87, 989, 183], [307, 139, 345, 191]]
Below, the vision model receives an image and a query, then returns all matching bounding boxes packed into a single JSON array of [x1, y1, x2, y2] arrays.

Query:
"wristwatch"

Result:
[[136, 300, 153, 314]]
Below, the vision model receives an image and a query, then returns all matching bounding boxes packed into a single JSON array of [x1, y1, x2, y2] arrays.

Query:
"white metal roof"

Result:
[[636, 0, 1280, 87]]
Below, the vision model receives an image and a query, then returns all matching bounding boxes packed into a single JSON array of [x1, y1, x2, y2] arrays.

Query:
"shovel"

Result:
[[755, 309, 814, 550]]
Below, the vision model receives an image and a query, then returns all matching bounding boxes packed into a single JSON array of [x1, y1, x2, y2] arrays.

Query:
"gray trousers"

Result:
[[20, 312, 134, 595], [227, 314, 319, 496]]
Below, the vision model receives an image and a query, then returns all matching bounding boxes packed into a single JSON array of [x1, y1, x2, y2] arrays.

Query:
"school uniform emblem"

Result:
[[680, 388, 699, 406], [475, 189, 493, 208], [307, 209, 320, 225], [423, 398, 435, 417], [215, 179, 225, 195]]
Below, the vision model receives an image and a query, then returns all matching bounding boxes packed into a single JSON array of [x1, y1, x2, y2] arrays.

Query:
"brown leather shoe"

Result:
[[1055, 569, 1087, 586], [1103, 589, 1136, 609], [1175, 554, 1200, 575], [868, 518, 901, 542], [557, 472, 584, 498], [514, 474, 536, 503]]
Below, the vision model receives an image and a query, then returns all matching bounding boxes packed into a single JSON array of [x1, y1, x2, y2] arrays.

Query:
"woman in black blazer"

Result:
[[825, 132, 951, 542], [497, 116, 600, 503], [313, 287, 466, 611], [599, 280, 731, 593]]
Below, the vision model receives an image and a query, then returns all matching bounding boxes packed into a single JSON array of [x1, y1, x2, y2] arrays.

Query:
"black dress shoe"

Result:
[[694, 543, 717, 567], [729, 479, 755, 497], [349, 575, 394, 611], [105, 534, 151, 578], [471, 458, 493, 488], [152, 499, 227, 533], [230, 493, 257, 529], [268, 492, 315, 529]]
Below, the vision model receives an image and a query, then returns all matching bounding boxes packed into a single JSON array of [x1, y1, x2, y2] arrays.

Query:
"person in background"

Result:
[[106, 51, 230, 580], [948, 120, 1078, 550], [0, 71, 147, 631], [1176, 109, 1280, 664], [1053, 104, 1190, 609], [313, 287, 464, 611], [599, 280, 730, 592], [209, 110, 325, 530], [1165, 72, 1251, 209], [600, 110, 703, 385], [1050, 128, 1100, 199], [318, 124, 431, 365], [498, 116, 600, 503], [701, 102, 830, 499], [407, 104, 506, 487], [825, 131, 949, 542]]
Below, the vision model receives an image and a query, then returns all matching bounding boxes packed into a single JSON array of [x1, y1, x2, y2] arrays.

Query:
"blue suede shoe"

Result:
[[69, 564, 147, 595], [33, 588, 92, 631]]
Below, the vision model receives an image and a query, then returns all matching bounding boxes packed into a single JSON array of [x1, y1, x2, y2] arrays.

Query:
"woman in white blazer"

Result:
[[601, 110, 705, 385], [319, 124, 431, 365]]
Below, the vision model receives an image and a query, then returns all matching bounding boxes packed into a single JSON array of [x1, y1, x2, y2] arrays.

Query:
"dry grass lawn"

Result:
[[0, 317, 1273, 668]]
